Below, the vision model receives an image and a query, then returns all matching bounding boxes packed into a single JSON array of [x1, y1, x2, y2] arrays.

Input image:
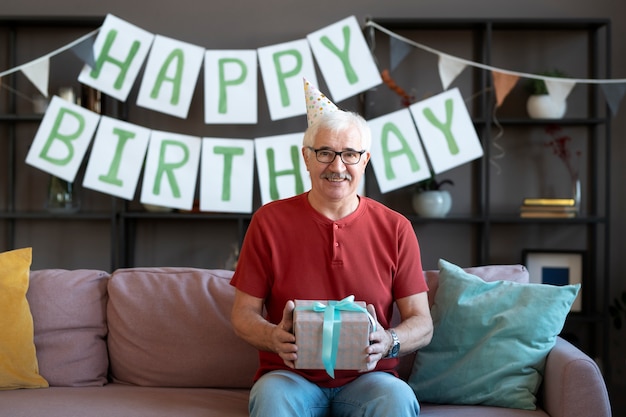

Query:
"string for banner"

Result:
[[365, 20, 626, 85], [0, 82, 35, 103], [0, 28, 99, 79], [490, 103, 506, 176], [459, 86, 505, 176]]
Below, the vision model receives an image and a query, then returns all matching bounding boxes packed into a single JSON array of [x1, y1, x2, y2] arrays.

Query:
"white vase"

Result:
[[412, 190, 452, 218], [45, 176, 80, 213], [572, 175, 581, 214], [526, 94, 567, 119]]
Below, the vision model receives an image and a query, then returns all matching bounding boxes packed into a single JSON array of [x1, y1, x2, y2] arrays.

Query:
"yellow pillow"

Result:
[[0, 247, 48, 390]]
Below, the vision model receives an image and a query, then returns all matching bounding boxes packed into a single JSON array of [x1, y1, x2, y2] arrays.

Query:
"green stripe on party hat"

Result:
[[304, 77, 339, 126]]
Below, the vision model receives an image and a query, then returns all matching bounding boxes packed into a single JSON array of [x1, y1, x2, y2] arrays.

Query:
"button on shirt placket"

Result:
[[332, 223, 343, 266]]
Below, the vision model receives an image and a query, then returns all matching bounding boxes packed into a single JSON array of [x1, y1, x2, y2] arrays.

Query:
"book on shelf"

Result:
[[519, 210, 576, 218], [521, 198, 576, 207], [520, 205, 578, 213], [520, 197, 579, 218]]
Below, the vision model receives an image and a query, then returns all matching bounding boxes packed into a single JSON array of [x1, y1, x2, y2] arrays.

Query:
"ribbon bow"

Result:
[[296, 295, 376, 378]]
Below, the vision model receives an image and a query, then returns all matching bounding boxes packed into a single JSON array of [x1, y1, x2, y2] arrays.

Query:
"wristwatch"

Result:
[[385, 329, 400, 358]]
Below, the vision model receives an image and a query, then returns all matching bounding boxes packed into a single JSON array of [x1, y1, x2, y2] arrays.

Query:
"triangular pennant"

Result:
[[20, 57, 49, 97], [70, 35, 96, 69], [438, 54, 467, 90], [545, 78, 576, 103], [492, 71, 520, 107], [390, 36, 413, 72], [600, 83, 626, 116]]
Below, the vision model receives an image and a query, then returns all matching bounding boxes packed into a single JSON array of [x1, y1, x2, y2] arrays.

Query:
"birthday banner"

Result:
[[5, 14, 622, 212]]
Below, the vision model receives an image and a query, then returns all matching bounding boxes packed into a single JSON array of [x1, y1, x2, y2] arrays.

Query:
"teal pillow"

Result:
[[409, 259, 580, 410]]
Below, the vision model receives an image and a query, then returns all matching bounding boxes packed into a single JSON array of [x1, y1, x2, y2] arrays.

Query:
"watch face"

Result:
[[391, 344, 400, 357]]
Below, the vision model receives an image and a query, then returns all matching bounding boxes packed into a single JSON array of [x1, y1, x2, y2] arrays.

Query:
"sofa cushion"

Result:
[[107, 267, 258, 388], [424, 263, 530, 307], [0, 384, 250, 417], [0, 247, 48, 390], [395, 263, 529, 380], [28, 269, 110, 386], [408, 259, 579, 410]]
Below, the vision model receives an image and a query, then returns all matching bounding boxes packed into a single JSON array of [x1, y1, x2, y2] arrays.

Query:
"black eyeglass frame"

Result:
[[306, 146, 366, 165]]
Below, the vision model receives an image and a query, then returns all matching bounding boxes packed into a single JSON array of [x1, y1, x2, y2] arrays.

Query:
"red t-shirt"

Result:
[[230, 192, 428, 387]]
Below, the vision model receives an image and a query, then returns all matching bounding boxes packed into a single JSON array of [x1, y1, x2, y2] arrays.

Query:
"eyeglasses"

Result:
[[307, 147, 366, 165]]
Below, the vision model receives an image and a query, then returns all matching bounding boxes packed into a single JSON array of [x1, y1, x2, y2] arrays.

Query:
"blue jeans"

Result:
[[249, 370, 420, 417]]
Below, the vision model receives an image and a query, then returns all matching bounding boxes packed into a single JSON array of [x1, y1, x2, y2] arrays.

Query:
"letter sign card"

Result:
[[307, 16, 382, 103], [136, 34, 205, 119], [258, 39, 317, 121], [200, 138, 255, 213], [254, 133, 311, 205], [26, 96, 101, 182], [409, 88, 483, 175], [78, 14, 155, 102], [140, 130, 201, 211], [204, 50, 258, 124], [368, 108, 431, 194], [83, 116, 151, 200]]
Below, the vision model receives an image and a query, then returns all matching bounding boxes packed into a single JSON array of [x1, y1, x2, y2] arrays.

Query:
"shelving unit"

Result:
[[0, 17, 118, 270], [362, 18, 611, 377]]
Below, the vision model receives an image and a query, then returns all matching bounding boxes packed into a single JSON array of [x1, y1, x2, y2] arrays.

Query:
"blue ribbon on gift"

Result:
[[296, 295, 376, 378]]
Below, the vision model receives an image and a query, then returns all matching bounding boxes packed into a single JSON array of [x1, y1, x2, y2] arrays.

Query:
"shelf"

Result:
[[0, 211, 113, 220], [406, 214, 486, 224], [120, 211, 252, 221], [488, 215, 607, 224], [0, 114, 44, 122], [495, 118, 608, 126]]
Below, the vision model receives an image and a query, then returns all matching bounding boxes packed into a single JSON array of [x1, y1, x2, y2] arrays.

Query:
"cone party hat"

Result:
[[304, 77, 339, 127]]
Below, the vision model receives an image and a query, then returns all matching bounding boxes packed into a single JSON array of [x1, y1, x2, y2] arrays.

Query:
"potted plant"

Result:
[[526, 69, 568, 119], [412, 175, 454, 218]]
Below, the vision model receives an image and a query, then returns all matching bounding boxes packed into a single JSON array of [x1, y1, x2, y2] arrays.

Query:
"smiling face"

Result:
[[303, 118, 371, 207]]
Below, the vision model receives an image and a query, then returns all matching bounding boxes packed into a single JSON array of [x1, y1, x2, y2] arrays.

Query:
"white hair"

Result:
[[303, 111, 371, 151]]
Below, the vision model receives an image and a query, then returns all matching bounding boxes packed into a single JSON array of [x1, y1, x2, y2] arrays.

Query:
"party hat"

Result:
[[304, 77, 339, 126]]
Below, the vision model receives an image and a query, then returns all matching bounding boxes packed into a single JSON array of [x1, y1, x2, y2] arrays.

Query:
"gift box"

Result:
[[293, 296, 374, 377]]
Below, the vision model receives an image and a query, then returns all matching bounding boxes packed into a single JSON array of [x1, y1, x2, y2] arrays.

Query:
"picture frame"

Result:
[[522, 250, 584, 312]]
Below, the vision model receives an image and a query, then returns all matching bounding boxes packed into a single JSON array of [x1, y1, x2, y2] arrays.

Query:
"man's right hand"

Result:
[[274, 300, 297, 368]]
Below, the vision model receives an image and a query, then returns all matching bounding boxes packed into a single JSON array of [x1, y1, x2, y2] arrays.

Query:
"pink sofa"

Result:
[[0, 266, 611, 417]]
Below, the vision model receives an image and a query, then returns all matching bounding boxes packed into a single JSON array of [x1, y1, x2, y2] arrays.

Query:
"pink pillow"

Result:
[[27, 269, 110, 387], [107, 267, 258, 388], [424, 264, 529, 307]]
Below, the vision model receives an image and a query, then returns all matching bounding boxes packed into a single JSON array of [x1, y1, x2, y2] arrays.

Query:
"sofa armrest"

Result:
[[541, 337, 612, 417]]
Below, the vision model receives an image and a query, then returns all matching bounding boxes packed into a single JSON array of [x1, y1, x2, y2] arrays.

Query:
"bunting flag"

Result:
[[600, 82, 626, 116], [307, 15, 382, 102], [136, 34, 205, 119], [390, 36, 413, 72], [545, 78, 576, 103], [70, 34, 96, 69], [78, 14, 155, 102], [438, 54, 467, 90], [20, 57, 50, 97], [364, 19, 626, 114], [492, 71, 520, 107]]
